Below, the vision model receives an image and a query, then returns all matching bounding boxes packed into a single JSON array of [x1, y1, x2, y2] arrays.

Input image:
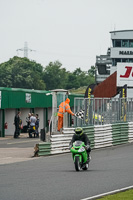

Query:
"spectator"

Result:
[[14, 111, 21, 138], [19, 118, 23, 130], [26, 113, 31, 128], [28, 113, 36, 138], [35, 114, 39, 138]]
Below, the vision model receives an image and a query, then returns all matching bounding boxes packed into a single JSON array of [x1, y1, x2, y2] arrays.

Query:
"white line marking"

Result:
[[81, 185, 133, 200], [1, 157, 12, 159], [7, 139, 39, 144]]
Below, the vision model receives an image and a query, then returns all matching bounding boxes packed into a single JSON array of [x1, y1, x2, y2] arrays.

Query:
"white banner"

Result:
[[117, 63, 133, 87], [26, 93, 31, 103]]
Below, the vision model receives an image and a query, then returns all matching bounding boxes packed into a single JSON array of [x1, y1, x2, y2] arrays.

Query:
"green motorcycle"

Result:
[[70, 140, 89, 171]]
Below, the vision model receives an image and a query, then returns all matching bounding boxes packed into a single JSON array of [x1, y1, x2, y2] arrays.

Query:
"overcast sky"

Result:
[[0, 0, 133, 72]]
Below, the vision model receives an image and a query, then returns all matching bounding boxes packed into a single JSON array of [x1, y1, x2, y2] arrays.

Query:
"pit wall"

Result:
[[36, 122, 133, 156]]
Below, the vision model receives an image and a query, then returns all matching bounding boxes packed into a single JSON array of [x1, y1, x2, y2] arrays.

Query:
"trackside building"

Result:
[[96, 30, 133, 82], [95, 30, 133, 98], [0, 87, 82, 137]]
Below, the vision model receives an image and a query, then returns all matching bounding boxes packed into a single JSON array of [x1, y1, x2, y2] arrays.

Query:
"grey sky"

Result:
[[0, 0, 133, 72]]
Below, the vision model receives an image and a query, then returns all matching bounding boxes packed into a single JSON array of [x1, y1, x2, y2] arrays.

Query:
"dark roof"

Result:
[[0, 87, 50, 94], [93, 72, 117, 98], [110, 30, 133, 33]]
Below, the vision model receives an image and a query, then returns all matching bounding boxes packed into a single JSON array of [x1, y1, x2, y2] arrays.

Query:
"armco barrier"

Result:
[[94, 124, 112, 149], [112, 123, 128, 145], [50, 126, 95, 154], [50, 132, 72, 154], [128, 122, 133, 142], [82, 126, 95, 149], [34, 122, 133, 156]]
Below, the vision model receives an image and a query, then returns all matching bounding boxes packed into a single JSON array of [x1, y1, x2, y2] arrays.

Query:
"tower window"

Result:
[[122, 40, 129, 47], [115, 40, 121, 47], [129, 40, 133, 47]]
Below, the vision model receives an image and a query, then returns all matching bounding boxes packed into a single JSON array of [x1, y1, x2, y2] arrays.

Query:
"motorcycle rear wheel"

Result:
[[75, 156, 81, 171]]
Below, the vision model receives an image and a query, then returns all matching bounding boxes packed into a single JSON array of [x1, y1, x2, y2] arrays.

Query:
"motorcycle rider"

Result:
[[69, 127, 91, 161]]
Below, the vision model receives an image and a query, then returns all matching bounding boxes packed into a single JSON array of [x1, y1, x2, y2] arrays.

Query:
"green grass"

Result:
[[69, 86, 87, 94], [98, 189, 133, 200]]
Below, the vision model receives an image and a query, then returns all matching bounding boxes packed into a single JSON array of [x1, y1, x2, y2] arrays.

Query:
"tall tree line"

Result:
[[0, 56, 95, 90]]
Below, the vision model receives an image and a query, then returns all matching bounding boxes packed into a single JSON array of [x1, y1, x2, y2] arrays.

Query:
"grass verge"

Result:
[[98, 189, 133, 200]]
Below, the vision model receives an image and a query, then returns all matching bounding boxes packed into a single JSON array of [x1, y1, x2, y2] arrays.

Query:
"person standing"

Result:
[[14, 111, 21, 138], [28, 113, 36, 138], [26, 113, 31, 127], [57, 98, 75, 132], [35, 114, 39, 138]]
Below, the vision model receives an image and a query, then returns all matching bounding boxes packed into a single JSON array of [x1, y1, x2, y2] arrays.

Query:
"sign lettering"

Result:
[[117, 63, 133, 87], [119, 51, 133, 55], [120, 66, 133, 78]]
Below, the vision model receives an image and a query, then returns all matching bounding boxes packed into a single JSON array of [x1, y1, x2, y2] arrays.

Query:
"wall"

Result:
[[127, 88, 133, 97], [34, 108, 45, 132], [5, 109, 16, 136]]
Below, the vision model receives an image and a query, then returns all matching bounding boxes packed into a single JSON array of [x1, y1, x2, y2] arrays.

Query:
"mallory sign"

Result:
[[117, 63, 133, 87]]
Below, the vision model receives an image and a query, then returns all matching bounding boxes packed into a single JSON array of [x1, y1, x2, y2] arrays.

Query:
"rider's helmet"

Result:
[[74, 127, 83, 136]]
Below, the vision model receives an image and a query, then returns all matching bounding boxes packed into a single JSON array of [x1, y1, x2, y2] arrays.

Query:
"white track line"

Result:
[[7, 139, 39, 144], [81, 185, 133, 200]]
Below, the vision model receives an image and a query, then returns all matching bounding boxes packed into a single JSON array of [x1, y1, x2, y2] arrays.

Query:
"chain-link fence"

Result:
[[74, 98, 133, 127]]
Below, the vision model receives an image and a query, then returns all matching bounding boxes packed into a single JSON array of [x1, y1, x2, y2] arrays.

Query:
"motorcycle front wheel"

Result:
[[75, 156, 81, 171]]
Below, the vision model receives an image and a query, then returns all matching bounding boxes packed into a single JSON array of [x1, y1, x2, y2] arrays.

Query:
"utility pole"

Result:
[[16, 42, 35, 58]]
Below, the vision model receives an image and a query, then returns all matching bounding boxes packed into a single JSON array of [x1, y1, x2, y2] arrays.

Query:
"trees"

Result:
[[66, 73, 80, 89], [0, 56, 46, 90], [66, 67, 95, 90], [0, 57, 95, 91], [43, 61, 68, 90], [88, 66, 95, 77], [43, 65, 95, 90]]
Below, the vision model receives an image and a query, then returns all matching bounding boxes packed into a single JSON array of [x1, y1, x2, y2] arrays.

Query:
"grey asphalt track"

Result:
[[0, 135, 39, 164], [0, 139, 133, 200]]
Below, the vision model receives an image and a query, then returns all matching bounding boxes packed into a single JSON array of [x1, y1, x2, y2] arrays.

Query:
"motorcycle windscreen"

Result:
[[74, 140, 83, 147]]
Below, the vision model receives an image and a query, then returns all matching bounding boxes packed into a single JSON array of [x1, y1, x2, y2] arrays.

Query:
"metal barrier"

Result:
[[34, 122, 133, 156], [112, 123, 128, 145], [50, 127, 95, 155], [128, 122, 133, 142], [94, 124, 112, 148], [74, 98, 133, 126]]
